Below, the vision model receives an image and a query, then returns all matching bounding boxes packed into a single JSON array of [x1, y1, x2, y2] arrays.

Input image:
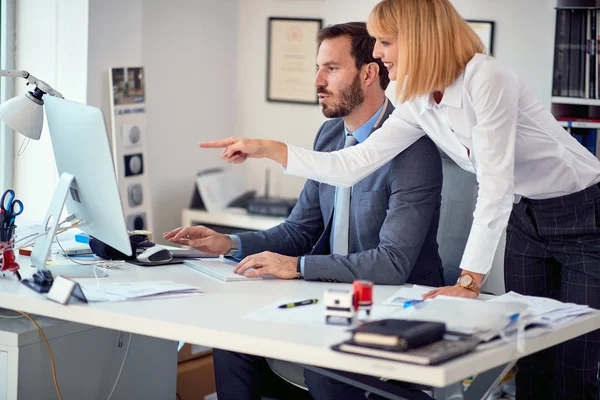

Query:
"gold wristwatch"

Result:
[[456, 273, 480, 294]]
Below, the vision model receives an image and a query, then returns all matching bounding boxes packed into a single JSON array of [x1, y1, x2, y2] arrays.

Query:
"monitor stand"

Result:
[[28, 173, 108, 279]]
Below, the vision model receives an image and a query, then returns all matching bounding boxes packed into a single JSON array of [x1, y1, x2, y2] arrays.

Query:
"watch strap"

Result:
[[295, 257, 303, 279], [457, 273, 480, 293]]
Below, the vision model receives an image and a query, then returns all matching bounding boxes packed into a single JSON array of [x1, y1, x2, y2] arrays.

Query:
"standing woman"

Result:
[[203, 1, 600, 398]]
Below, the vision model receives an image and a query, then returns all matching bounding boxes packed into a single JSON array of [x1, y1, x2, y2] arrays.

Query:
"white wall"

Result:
[[86, 0, 143, 127], [84, 0, 238, 241], [13, 0, 88, 220], [141, 0, 239, 241], [234, 0, 557, 198]]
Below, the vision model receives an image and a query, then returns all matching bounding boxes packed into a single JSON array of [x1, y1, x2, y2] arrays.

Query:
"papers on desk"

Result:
[[81, 281, 203, 302], [393, 296, 528, 339], [488, 291, 592, 327], [384, 287, 593, 339]]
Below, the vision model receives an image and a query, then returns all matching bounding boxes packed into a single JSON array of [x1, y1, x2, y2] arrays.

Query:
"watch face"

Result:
[[458, 274, 474, 286]]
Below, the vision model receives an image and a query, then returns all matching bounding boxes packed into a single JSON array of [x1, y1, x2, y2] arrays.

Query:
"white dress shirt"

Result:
[[285, 54, 600, 275]]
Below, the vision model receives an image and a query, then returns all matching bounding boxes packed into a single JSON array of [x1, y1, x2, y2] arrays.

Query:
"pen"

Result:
[[278, 299, 318, 309], [403, 299, 424, 309]]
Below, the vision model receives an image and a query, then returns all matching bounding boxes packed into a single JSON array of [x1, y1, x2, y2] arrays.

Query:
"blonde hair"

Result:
[[367, 0, 485, 103]]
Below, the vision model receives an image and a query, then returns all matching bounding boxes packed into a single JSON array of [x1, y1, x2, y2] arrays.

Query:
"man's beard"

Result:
[[318, 73, 364, 118]]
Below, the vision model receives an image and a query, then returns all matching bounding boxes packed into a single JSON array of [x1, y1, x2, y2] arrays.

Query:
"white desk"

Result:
[[2, 261, 599, 400], [182, 208, 285, 232]]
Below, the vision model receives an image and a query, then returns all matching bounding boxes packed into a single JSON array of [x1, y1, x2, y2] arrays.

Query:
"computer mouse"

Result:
[[136, 246, 173, 263]]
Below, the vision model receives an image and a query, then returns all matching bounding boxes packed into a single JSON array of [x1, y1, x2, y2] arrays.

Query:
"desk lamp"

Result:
[[0, 69, 63, 140], [0, 70, 64, 290]]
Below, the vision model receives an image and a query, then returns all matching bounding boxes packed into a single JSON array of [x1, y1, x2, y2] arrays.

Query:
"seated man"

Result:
[[164, 22, 444, 400]]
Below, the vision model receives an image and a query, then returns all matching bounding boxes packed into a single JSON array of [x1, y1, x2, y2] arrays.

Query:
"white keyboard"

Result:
[[183, 259, 262, 282]]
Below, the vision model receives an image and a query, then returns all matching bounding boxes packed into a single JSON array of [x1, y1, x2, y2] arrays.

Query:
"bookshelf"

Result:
[[551, 0, 600, 158]]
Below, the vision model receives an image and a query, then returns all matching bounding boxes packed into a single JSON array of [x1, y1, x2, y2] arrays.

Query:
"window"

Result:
[[0, 0, 15, 193]]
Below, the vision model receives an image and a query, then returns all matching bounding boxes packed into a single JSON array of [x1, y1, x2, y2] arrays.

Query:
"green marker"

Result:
[[278, 299, 319, 309]]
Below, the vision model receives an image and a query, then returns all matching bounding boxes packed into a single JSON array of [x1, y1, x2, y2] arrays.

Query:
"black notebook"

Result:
[[332, 337, 479, 365], [350, 319, 446, 351]]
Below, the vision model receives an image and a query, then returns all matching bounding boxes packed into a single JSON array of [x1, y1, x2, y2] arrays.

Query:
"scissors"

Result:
[[1, 189, 24, 226]]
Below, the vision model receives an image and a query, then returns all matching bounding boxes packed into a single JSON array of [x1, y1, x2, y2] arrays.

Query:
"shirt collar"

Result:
[[344, 102, 386, 143], [419, 72, 465, 115], [440, 72, 464, 109]]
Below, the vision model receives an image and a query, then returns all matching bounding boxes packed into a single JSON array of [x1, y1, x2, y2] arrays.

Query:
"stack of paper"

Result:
[[488, 291, 592, 327], [81, 280, 203, 302]]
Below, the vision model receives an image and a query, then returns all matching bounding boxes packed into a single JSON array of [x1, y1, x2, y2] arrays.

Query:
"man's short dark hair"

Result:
[[317, 22, 390, 90]]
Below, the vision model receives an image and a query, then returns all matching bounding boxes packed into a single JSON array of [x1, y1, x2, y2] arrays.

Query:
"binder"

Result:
[[568, 10, 584, 97], [553, 9, 572, 96], [589, 10, 596, 98]]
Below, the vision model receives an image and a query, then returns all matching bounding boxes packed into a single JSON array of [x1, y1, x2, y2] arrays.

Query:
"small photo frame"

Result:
[[467, 20, 495, 55], [267, 17, 323, 105], [111, 67, 145, 105]]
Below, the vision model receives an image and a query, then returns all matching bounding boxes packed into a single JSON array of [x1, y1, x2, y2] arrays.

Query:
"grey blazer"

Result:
[[237, 99, 444, 286]]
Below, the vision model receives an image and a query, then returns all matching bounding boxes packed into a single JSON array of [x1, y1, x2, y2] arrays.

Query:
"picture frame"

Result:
[[266, 17, 323, 104], [467, 20, 495, 55]]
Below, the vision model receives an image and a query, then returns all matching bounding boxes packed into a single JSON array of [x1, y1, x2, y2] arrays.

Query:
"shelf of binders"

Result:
[[552, 6, 600, 100], [561, 126, 600, 159]]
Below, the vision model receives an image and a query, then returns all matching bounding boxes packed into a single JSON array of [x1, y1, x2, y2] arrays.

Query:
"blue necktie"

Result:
[[331, 134, 357, 255]]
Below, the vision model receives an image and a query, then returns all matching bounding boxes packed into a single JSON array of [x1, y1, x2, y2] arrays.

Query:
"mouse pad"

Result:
[[129, 259, 186, 267]]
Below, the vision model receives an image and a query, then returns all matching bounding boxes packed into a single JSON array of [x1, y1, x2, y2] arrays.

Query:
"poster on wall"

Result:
[[108, 67, 154, 233], [266, 17, 323, 104], [467, 20, 495, 55]]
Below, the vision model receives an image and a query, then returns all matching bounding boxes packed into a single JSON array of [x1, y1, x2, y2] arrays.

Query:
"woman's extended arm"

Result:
[[201, 105, 426, 187]]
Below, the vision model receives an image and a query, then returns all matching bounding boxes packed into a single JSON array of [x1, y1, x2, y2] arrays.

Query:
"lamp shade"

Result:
[[0, 93, 44, 140]]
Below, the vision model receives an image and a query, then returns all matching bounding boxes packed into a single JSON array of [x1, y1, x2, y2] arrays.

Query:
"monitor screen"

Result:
[[30, 96, 131, 269]]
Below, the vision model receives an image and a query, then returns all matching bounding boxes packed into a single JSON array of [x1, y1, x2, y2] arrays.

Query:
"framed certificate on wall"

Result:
[[267, 17, 323, 104], [467, 20, 495, 55]]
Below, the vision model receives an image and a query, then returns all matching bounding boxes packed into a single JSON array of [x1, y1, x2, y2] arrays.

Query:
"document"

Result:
[[196, 168, 247, 212], [382, 285, 432, 306], [488, 291, 592, 326], [81, 280, 203, 302], [382, 296, 528, 338]]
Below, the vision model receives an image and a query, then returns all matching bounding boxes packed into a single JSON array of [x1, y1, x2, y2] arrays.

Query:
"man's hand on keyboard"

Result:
[[163, 226, 232, 255], [234, 252, 298, 279]]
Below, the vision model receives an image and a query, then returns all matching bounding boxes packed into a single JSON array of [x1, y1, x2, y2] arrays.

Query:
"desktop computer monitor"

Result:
[[29, 96, 131, 271]]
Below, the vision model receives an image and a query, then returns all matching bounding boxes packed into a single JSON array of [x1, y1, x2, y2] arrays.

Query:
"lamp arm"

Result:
[[0, 69, 64, 99]]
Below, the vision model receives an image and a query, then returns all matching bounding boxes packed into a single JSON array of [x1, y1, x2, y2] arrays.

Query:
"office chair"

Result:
[[436, 150, 478, 286]]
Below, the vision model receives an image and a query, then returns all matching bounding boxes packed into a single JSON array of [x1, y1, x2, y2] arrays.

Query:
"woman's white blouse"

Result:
[[285, 54, 600, 275]]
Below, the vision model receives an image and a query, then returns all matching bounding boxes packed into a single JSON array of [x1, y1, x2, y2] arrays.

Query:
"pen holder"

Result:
[[0, 226, 15, 243], [0, 227, 21, 278]]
